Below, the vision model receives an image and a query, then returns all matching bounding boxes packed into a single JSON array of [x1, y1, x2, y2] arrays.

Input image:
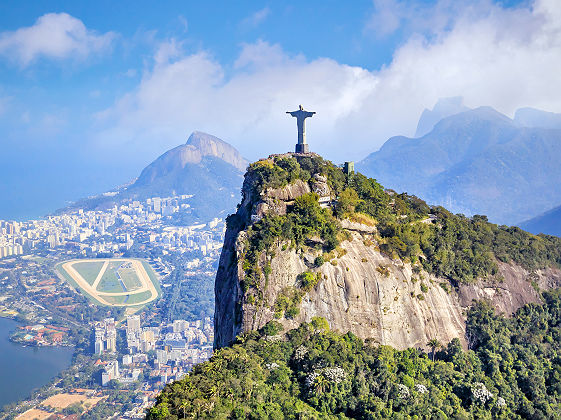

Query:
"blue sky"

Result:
[[1, 0, 558, 220]]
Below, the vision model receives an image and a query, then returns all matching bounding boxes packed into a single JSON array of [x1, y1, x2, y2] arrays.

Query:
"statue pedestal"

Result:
[[295, 143, 309, 153]]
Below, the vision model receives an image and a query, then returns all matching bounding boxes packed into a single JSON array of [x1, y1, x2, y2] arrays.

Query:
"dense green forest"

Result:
[[148, 291, 561, 419], [229, 155, 561, 285]]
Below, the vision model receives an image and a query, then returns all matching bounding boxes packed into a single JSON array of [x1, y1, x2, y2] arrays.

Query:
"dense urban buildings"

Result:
[[0, 193, 222, 419]]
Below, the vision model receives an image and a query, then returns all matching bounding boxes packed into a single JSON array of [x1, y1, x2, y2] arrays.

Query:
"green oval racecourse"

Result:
[[56, 258, 161, 307]]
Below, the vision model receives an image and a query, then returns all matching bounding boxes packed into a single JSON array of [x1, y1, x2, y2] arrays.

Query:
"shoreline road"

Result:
[[59, 258, 158, 307]]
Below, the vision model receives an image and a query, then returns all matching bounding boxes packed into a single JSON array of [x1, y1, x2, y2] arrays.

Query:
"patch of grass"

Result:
[[439, 282, 450, 293], [350, 212, 377, 226], [119, 268, 142, 291], [126, 290, 153, 305], [72, 261, 105, 286], [103, 295, 127, 305]]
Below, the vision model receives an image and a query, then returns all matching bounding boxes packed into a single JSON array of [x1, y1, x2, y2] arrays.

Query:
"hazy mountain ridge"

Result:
[[359, 106, 561, 225], [514, 107, 561, 129], [521, 204, 561, 237], [414, 96, 470, 137]]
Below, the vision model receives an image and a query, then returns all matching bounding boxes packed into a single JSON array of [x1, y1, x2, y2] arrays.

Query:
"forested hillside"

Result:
[[149, 291, 561, 419]]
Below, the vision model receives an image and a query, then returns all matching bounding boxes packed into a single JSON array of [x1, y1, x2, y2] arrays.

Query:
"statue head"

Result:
[[299, 104, 303, 110]]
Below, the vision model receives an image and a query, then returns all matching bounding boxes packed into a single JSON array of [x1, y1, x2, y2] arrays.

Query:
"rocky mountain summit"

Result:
[[136, 131, 248, 185], [214, 153, 561, 350], [65, 131, 248, 223], [152, 152, 561, 420]]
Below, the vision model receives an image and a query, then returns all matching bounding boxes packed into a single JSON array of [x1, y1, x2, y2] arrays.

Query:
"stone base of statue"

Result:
[[295, 143, 309, 153]]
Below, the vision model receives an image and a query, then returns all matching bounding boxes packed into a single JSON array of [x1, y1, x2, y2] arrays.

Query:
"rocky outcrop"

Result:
[[214, 159, 561, 350]]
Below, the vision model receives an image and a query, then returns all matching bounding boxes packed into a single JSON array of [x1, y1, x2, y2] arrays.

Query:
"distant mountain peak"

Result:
[[63, 131, 247, 224], [182, 131, 248, 172], [431, 106, 514, 132], [359, 105, 561, 225], [513, 107, 561, 129], [520, 204, 561, 237], [415, 96, 470, 137], [136, 131, 248, 186]]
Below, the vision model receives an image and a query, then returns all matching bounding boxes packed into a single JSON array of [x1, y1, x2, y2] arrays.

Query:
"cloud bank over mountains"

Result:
[[93, 0, 561, 163]]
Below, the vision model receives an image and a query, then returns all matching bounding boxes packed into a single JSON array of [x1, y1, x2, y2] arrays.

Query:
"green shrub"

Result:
[[298, 271, 319, 292], [261, 320, 283, 336], [285, 307, 299, 319], [314, 256, 325, 267]]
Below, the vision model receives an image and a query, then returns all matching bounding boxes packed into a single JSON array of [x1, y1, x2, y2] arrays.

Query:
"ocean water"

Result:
[[0, 317, 74, 409]]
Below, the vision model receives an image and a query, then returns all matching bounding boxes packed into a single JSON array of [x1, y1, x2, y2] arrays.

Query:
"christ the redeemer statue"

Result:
[[287, 105, 315, 153]]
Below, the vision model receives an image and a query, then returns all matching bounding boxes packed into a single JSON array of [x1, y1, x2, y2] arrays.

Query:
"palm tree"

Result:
[[179, 401, 189, 419], [314, 375, 329, 395], [427, 338, 442, 361]]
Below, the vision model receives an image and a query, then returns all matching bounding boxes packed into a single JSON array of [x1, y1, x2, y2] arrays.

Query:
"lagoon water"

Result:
[[0, 317, 74, 409]]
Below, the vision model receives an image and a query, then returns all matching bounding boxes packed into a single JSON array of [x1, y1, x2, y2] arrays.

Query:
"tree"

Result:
[[427, 338, 442, 361], [179, 400, 189, 419], [310, 317, 330, 333], [335, 188, 360, 217]]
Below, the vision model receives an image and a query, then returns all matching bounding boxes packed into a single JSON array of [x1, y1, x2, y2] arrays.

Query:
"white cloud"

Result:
[[365, 0, 500, 39], [240, 7, 271, 29], [123, 68, 138, 78], [93, 0, 561, 165], [0, 13, 115, 66], [93, 40, 377, 162], [178, 15, 189, 33]]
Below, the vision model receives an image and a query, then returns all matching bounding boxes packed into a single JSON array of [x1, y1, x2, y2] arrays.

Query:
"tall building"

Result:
[[152, 197, 162, 213], [95, 339, 104, 355], [101, 360, 120, 386], [94, 327, 105, 355], [106, 329, 117, 353], [173, 320, 189, 333], [127, 315, 141, 334]]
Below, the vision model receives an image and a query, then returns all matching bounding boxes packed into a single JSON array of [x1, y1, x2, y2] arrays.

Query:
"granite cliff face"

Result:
[[214, 154, 561, 350]]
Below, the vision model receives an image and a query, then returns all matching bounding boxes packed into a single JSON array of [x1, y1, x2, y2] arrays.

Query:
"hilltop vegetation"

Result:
[[148, 291, 561, 419], [231, 154, 561, 287]]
